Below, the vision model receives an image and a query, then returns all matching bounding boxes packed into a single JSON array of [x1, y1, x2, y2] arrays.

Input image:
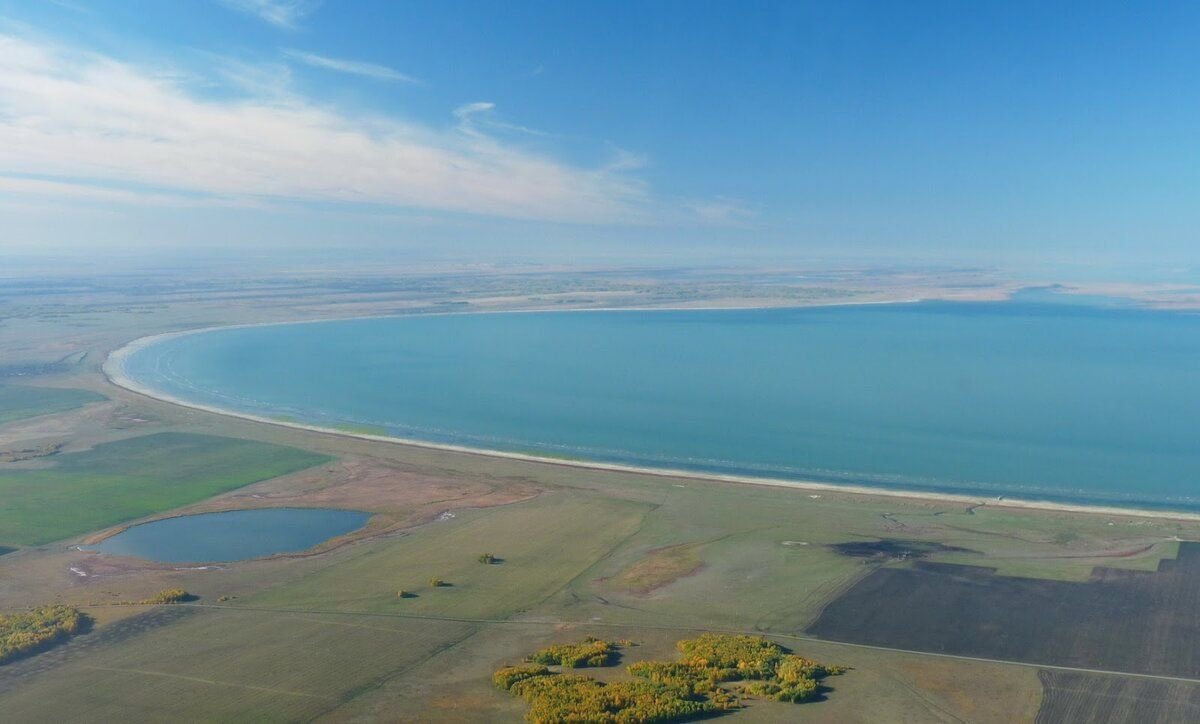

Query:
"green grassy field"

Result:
[[0, 433, 330, 547], [0, 385, 106, 425], [248, 491, 650, 618], [0, 608, 479, 722], [0, 439, 1190, 721]]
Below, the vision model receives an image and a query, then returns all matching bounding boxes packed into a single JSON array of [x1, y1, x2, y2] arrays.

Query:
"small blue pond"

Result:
[[93, 508, 371, 563]]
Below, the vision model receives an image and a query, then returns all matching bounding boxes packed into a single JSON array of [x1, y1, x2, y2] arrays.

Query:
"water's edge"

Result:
[[101, 308, 1200, 522]]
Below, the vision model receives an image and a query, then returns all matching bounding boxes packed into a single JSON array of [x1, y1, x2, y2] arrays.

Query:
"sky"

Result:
[[1, 1, 1199, 271]]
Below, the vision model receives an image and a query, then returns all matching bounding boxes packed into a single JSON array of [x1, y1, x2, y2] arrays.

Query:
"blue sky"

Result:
[[1, 1, 1199, 270]]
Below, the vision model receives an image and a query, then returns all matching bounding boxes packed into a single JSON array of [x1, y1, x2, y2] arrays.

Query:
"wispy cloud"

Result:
[[683, 197, 757, 227], [0, 34, 652, 223], [453, 101, 496, 119], [218, 0, 319, 30], [283, 49, 419, 83]]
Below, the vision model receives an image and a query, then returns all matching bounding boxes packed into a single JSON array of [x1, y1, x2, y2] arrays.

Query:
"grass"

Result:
[[0, 462, 1155, 721], [0, 608, 476, 722], [247, 491, 650, 618], [0, 432, 330, 546], [0, 385, 105, 425]]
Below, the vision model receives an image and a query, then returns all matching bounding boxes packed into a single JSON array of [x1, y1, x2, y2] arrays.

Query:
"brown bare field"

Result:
[[603, 543, 705, 595]]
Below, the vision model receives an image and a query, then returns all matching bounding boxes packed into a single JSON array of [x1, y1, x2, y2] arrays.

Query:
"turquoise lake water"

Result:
[[119, 302, 1200, 509], [93, 508, 371, 562]]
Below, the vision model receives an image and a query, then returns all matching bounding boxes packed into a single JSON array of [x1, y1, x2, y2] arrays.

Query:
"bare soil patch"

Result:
[[809, 541, 1200, 677], [1036, 670, 1200, 723], [603, 543, 705, 596], [828, 538, 974, 561], [205, 457, 542, 521]]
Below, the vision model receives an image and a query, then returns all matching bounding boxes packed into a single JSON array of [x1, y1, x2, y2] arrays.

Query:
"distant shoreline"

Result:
[[102, 305, 1200, 524]]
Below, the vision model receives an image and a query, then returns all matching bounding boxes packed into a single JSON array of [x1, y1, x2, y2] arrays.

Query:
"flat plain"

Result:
[[0, 432, 330, 547], [0, 384, 105, 425], [2, 268, 1200, 721]]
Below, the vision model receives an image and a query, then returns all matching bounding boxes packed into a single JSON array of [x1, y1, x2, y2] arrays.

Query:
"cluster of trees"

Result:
[[493, 663, 550, 690], [669, 633, 844, 703], [495, 633, 844, 721], [500, 672, 714, 723], [145, 589, 194, 604], [527, 636, 618, 668], [0, 605, 87, 665], [0, 441, 63, 463]]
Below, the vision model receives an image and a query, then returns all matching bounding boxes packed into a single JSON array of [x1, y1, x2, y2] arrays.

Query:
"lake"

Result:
[[114, 302, 1200, 509], [93, 508, 371, 562]]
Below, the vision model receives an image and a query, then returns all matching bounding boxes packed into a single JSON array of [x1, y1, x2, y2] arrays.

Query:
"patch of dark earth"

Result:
[[0, 606, 197, 694], [808, 541, 1200, 678], [828, 538, 974, 561], [1036, 671, 1200, 723]]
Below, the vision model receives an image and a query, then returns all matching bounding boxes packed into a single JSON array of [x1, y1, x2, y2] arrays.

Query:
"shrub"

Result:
[[478, 553, 496, 564], [429, 577, 445, 587], [396, 590, 412, 598]]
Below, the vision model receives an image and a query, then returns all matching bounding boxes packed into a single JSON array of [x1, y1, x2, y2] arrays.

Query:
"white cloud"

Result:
[[218, 0, 319, 30], [0, 34, 652, 224], [604, 146, 647, 172], [683, 197, 757, 227], [453, 101, 496, 119], [283, 50, 420, 83]]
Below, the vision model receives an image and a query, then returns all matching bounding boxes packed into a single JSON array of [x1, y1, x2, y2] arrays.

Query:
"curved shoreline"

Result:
[[102, 311, 1200, 523]]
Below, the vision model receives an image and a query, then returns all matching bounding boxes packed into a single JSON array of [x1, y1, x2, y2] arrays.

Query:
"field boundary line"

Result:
[[94, 602, 1200, 686], [79, 664, 334, 699]]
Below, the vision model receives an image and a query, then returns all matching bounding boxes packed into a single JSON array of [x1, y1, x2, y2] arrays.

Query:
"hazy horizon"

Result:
[[3, 1, 1200, 271]]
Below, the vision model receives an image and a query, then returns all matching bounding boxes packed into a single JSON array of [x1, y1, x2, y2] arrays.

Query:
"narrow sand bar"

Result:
[[102, 319, 1200, 524]]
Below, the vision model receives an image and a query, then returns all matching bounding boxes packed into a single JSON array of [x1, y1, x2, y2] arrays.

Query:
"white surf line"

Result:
[[101, 311, 1200, 524]]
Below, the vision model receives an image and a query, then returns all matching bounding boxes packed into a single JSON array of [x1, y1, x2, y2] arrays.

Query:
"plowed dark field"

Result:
[[1036, 671, 1200, 723], [808, 542, 1200, 677]]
